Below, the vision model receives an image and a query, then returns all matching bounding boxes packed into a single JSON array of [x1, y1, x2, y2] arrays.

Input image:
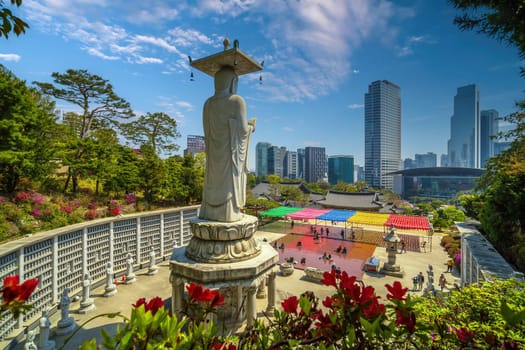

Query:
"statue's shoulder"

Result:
[[228, 94, 246, 105]]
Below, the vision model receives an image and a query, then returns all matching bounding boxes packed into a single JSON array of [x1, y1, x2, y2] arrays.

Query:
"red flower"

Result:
[[281, 296, 299, 314], [361, 296, 385, 320], [211, 339, 237, 350], [186, 282, 223, 306], [147, 297, 164, 314], [133, 297, 165, 315], [322, 296, 337, 309], [1, 276, 39, 303], [455, 327, 475, 344], [385, 281, 408, 301], [395, 307, 416, 331], [210, 291, 225, 308], [321, 270, 338, 287], [133, 297, 147, 309]]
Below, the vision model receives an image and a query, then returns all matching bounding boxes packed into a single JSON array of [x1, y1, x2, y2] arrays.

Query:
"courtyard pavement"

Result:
[[2, 230, 459, 350]]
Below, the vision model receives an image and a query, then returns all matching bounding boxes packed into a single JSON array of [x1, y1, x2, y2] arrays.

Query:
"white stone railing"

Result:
[[0, 206, 199, 340], [456, 222, 523, 286]]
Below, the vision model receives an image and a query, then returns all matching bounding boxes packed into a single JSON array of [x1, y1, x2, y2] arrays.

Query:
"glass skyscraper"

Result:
[[447, 84, 480, 168], [364, 80, 401, 190], [480, 109, 498, 168], [255, 142, 271, 177], [328, 155, 354, 185]]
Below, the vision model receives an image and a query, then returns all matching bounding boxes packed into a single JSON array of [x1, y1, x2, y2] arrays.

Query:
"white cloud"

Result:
[[176, 101, 193, 109], [134, 35, 179, 53], [0, 53, 21, 62], [348, 103, 364, 109], [282, 126, 293, 132], [84, 47, 119, 60], [21, 0, 406, 102], [135, 56, 163, 64]]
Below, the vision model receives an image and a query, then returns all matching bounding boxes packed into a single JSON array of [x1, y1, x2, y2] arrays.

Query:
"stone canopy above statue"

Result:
[[190, 38, 263, 77]]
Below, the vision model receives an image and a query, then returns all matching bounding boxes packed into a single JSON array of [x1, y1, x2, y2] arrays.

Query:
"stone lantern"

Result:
[[381, 224, 405, 277]]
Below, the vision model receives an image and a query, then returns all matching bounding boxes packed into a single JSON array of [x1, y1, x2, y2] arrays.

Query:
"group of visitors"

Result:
[[412, 272, 425, 291], [335, 245, 348, 254], [319, 252, 333, 263]]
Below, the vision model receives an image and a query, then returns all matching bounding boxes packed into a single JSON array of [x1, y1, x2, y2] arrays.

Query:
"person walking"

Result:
[[439, 273, 447, 291], [447, 259, 454, 272], [418, 272, 425, 291], [400, 240, 407, 253]]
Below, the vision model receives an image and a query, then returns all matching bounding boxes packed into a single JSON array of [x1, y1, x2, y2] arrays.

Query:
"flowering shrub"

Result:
[[84, 209, 98, 220], [107, 199, 121, 216], [124, 193, 136, 204], [0, 276, 39, 318], [3, 272, 524, 349], [78, 284, 230, 350]]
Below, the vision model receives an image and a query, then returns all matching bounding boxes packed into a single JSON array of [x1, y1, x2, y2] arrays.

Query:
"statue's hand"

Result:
[[248, 118, 256, 131]]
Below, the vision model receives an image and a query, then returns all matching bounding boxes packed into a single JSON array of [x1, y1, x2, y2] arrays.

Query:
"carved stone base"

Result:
[[185, 215, 261, 263], [381, 263, 405, 277]]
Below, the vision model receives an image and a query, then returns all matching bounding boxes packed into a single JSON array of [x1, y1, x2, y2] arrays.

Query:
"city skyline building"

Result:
[[480, 109, 499, 168], [328, 155, 354, 185], [184, 135, 205, 156], [255, 142, 271, 177], [305, 146, 326, 183], [447, 84, 480, 168], [268, 146, 286, 177], [364, 80, 402, 190], [284, 151, 298, 179], [415, 152, 437, 168], [297, 148, 305, 179]]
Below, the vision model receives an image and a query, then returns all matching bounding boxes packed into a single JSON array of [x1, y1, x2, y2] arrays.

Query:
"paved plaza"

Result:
[[2, 230, 458, 350]]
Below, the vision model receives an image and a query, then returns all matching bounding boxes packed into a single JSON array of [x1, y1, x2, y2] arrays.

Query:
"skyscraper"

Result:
[[480, 109, 498, 168], [328, 155, 354, 185], [447, 84, 480, 168], [297, 148, 305, 179], [255, 142, 271, 177], [268, 146, 287, 177], [284, 151, 298, 179], [415, 152, 437, 168], [184, 135, 205, 156], [364, 80, 401, 190], [305, 147, 326, 183]]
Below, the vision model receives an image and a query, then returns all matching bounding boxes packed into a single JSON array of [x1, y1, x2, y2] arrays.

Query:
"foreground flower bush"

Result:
[[2, 273, 524, 349]]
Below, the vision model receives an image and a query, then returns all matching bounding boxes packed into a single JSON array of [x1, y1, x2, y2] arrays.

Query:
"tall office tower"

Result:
[[415, 152, 437, 168], [440, 154, 448, 167], [256, 142, 271, 177], [328, 155, 354, 185], [297, 148, 305, 179], [447, 84, 480, 168], [404, 158, 416, 170], [268, 146, 286, 177], [364, 80, 402, 190], [284, 151, 298, 179], [305, 147, 326, 183], [184, 135, 205, 156], [480, 109, 499, 168]]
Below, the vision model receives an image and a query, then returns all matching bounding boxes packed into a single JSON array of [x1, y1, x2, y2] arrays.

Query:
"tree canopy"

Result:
[[0, 0, 28, 39], [0, 65, 58, 193]]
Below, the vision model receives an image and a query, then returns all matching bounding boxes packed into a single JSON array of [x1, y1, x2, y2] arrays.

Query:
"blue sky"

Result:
[[1, 0, 523, 171]]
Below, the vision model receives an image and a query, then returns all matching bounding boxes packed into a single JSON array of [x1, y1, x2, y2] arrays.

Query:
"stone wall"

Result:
[[0, 206, 199, 340]]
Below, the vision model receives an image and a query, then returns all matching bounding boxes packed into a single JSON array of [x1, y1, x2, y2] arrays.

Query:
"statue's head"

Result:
[[214, 66, 238, 94]]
